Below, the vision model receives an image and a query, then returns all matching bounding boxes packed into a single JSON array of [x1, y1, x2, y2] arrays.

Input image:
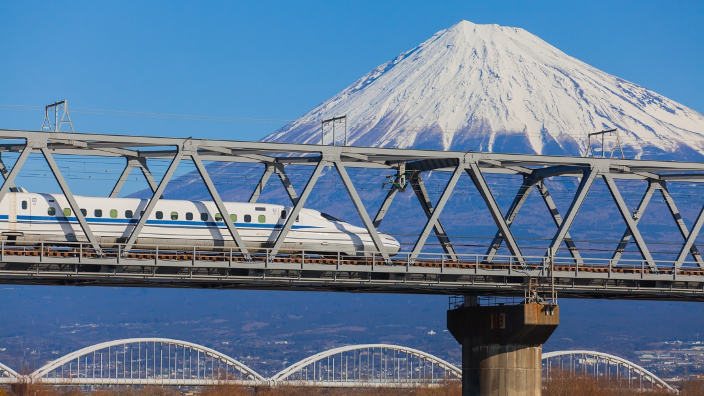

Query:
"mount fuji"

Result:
[[264, 20, 704, 159]]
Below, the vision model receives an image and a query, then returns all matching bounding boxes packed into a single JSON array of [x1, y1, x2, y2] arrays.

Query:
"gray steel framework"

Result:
[[1, 129, 704, 299]]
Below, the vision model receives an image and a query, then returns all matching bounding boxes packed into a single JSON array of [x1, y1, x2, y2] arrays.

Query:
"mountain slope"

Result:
[[264, 20, 704, 158]]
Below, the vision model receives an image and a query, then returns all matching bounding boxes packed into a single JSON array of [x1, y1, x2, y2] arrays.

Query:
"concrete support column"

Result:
[[448, 302, 559, 396]]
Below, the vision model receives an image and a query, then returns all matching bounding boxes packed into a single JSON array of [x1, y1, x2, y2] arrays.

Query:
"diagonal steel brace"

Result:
[[110, 157, 157, 198], [191, 153, 251, 261], [122, 149, 184, 252], [409, 172, 458, 260], [603, 174, 657, 271], [41, 147, 104, 255], [248, 163, 299, 205], [611, 181, 657, 265], [658, 183, 704, 268], [466, 162, 525, 265], [409, 166, 463, 261], [545, 169, 596, 259], [249, 164, 275, 203], [334, 161, 390, 261], [269, 160, 326, 257]]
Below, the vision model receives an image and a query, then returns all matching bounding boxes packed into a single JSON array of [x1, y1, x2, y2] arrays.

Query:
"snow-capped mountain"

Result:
[[264, 20, 704, 158]]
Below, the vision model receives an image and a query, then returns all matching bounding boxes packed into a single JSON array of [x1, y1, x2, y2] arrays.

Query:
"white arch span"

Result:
[[542, 350, 678, 394], [29, 337, 265, 383], [0, 361, 21, 384], [271, 343, 461, 382]]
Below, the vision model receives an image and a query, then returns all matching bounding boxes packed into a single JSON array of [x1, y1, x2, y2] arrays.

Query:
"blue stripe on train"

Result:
[[0, 215, 319, 230]]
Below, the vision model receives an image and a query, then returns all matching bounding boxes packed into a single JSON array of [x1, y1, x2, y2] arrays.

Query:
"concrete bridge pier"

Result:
[[447, 298, 559, 396]]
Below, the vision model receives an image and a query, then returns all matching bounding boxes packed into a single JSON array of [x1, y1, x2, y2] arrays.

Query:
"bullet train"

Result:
[[0, 192, 401, 256]]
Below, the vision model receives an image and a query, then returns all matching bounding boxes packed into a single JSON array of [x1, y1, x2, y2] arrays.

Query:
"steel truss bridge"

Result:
[[0, 338, 676, 392], [0, 129, 704, 300]]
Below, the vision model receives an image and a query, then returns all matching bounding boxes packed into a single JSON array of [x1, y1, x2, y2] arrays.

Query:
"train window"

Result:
[[215, 213, 222, 221], [125, 210, 133, 218], [171, 211, 178, 220], [47, 207, 56, 216], [63, 208, 71, 217], [258, 215, 266, 223], [110, 209, 118, 218], [80, 209, 87, 216], [155, 211, 163, 220], [94, 209, 102, 218], [255, 207, 265, 212], [186, 212, 193, 221], [200, 213, 208, 221], [244, 214, 251, 223], [281, 210, 287, 219], [21, 201, 27, 210], [230, 213, 237, 222]]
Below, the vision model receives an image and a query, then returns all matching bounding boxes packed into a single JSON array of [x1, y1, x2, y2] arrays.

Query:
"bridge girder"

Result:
[[0, 129, 703, 298]]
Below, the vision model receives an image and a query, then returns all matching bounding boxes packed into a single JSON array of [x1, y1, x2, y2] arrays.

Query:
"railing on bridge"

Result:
[[2, 239, 704, 300]]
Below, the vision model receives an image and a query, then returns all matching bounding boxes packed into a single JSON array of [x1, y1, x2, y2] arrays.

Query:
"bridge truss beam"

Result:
[[0, 129, 704, 299]]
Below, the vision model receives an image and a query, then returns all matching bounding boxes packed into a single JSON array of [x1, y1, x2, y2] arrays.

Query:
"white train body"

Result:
[[0, 192, 400, 256]]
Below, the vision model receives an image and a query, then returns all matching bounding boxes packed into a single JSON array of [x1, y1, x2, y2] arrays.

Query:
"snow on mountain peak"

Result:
[[264, 20, 704, 158]]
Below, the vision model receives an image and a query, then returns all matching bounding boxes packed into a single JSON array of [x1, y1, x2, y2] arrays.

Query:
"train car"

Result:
[[0, 192, 400, 256]]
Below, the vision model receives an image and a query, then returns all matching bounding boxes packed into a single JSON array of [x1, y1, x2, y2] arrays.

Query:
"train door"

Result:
[[14, 195, 32, 230]]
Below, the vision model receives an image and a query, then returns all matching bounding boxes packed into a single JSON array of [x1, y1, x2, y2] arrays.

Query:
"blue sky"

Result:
[[1, 0, 702, 143]]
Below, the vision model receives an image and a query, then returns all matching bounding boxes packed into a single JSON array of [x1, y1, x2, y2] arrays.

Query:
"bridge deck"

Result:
[[1, 242, 703, 301]]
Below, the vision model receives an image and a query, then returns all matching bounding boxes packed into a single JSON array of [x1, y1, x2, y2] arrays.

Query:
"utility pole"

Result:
[[586, 128, 624, 159], [41, 100, 75, 132], [321, 115, 347, 146]]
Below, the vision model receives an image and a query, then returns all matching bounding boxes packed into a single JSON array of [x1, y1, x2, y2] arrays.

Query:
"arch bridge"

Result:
[[28, 338, 264, 386], [1, 339, 459, 388], [270, 343, 461, 387], [543, 350, 679, 394], [0, 339, 679, 392]]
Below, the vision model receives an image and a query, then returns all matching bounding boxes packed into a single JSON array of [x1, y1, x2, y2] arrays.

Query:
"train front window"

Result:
[[155, 211, 163, 220], [94, 209, 102, 218], [321, 213, 341, 222], [47, 207, 56, 216], [21, 201, 27, 210]]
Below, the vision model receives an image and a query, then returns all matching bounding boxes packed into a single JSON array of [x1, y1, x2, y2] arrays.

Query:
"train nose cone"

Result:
[[382, 234, 401, 255]]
